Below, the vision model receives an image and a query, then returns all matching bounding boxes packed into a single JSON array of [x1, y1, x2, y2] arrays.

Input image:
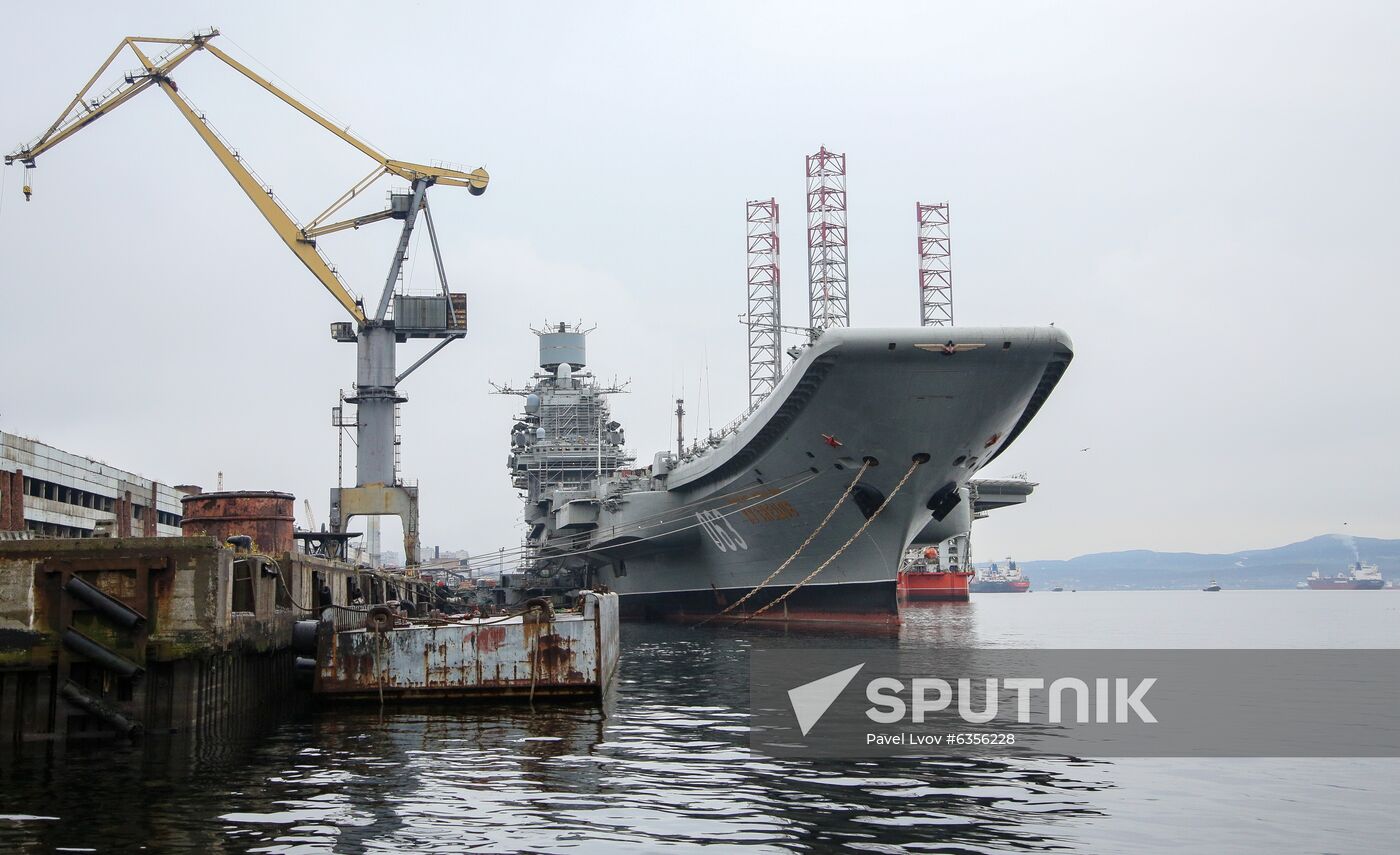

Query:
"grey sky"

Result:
[[1, 1, 1396, 561]]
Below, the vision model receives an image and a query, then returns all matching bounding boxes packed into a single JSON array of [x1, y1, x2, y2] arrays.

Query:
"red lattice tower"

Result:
[[917, 202, 952, 326], [806, 146, 849, 330], [746, 198, 782, 407]]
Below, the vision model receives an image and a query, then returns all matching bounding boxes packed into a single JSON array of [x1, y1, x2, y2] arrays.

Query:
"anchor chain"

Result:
[[739, 456, 925, 624], [695, 459, 872, 627]]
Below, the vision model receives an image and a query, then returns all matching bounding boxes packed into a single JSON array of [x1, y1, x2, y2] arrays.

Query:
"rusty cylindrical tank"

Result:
[[180, 491, 295, 555]]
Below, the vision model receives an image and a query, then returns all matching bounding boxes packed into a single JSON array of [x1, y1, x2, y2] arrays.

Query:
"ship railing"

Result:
[[677, 401, 765, 462]]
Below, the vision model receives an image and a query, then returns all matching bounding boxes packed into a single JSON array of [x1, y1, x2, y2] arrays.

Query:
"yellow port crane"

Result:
[[5, 29, 491, 566]]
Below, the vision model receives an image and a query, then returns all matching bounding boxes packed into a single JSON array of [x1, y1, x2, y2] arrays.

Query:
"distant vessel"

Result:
[[1051, 586, 1064, 592], [1203, 579, 1221, 592], [970, 560, 1031, 593], [897, 546, 973, 602], [1303, 563, 1384, 590]]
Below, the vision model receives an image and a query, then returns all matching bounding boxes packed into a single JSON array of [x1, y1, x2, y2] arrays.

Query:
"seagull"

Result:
[[1080, 447, 1090, 452]]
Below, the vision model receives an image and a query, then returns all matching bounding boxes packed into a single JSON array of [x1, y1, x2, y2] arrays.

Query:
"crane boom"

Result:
[[4, 29, 490, 325], [156, 71, 369, 322]]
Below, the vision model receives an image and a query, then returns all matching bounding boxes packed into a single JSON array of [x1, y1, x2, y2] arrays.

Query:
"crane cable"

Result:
[[737, 456, 925, 625], [694, 459, 871, 628]]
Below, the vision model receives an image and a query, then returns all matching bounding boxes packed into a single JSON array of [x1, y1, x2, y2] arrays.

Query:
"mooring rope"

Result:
[[694, 460, 872, 628], [737, 456, 925, 624]]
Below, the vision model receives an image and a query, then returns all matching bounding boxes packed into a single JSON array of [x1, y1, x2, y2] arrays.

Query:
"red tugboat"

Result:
[[969, 560, 1032, 593], [897, 547, 973, 601]]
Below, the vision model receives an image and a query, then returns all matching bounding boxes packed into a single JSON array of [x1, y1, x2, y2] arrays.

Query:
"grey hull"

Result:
[[536, 326, 1072, 623]]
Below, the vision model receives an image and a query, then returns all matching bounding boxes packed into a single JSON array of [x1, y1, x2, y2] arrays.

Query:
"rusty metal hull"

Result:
[[314, 592, 619, 701]]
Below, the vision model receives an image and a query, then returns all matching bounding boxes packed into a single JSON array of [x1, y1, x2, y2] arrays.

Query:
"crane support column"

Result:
[[349, 325, 404, 487], [330, 177, 446, 569], [332, 323, 420, 567]]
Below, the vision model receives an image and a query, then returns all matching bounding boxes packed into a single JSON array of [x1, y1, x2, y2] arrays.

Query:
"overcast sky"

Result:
[[1, 1, 1396, 561]]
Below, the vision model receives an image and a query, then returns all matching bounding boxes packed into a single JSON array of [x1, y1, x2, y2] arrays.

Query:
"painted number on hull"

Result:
[[696, 509, 749, 552]]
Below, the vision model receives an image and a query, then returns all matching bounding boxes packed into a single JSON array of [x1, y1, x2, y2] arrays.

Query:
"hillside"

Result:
[[1013, 534, 1400, 590]]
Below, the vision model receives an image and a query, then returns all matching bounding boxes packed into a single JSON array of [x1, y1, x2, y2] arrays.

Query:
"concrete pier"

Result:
[[0, 536, 405, 741]]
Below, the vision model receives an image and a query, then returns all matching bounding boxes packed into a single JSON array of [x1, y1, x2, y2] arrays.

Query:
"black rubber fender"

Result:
[[292, 620, 321, 655], [366, 605, 395, 633]]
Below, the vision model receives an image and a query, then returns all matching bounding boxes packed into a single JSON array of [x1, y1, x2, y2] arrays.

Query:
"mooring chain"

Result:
[[695, 460, 873, 628], [738, 457, 925, 624]]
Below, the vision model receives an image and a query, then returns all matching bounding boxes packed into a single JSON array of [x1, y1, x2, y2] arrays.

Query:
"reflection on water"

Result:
[[1, 592, 1393, 852]]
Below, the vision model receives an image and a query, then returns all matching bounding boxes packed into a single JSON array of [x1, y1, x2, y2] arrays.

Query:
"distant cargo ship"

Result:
[[897, 547, 972, 601], [970, 560, 1031, 593], [1303, 563, 1385, 590]]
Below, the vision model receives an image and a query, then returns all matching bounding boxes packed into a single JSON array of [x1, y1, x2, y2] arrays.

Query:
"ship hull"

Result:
[[1305, 579, 1385, 590], [619, 579, 898, 624], [898, 570, 972, 601], [531, 326, 1073, 624], [969, 580, 1032, 593]]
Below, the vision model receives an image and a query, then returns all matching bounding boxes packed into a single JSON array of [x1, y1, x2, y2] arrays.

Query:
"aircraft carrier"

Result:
[[495, 322, 1071, 623]]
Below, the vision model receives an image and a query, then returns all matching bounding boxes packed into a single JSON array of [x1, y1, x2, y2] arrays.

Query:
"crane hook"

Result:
[[22, 164, 33, 201]]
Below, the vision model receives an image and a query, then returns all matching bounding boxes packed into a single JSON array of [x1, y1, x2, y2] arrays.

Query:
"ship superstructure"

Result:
[[493, 324, 634, 583]]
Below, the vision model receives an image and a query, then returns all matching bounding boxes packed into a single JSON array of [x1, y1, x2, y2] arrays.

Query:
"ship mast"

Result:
[[675, 399, 686, 457]]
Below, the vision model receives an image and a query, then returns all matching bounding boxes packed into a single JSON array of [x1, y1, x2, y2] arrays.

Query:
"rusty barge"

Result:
[[310, 592, 619, 701]]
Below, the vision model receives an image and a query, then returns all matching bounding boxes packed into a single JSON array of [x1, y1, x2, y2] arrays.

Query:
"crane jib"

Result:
[[4, 30, 488, 324]]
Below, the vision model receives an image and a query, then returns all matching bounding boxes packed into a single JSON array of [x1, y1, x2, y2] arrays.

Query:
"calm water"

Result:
[[2, 591, 1396, 853]]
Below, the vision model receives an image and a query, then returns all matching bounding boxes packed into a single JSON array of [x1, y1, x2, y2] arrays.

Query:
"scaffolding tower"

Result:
[[806, 146, 849, 330], [917, 202, 952, 326], [746, 198, 782, 407]]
